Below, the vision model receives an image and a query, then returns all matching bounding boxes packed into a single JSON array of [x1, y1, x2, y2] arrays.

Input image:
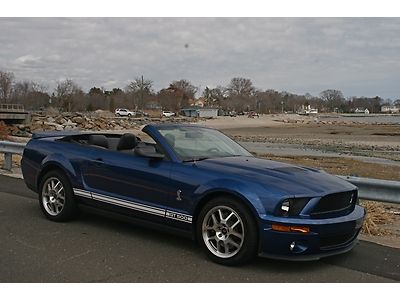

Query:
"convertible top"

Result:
[[32, 131, 87, 139]]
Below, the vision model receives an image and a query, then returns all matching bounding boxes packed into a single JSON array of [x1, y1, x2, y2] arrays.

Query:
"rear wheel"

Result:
[[39, 170, 77, 221], [197, 197, 258, 265]]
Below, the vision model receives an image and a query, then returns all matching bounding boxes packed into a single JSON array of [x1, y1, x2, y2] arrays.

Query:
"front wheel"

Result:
[[197, 197, 258, 265], [39, 170, 78, 222]]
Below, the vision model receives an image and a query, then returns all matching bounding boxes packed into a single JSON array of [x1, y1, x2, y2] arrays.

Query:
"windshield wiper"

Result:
[[183, 157, 210, 162]]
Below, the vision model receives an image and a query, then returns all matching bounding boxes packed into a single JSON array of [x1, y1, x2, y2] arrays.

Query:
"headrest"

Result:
[[89, 135, 109, 149], [117, 133, 138, 151]]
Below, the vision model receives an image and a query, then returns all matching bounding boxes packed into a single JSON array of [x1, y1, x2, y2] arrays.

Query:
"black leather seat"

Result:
[[117, 133, 138, 152], [89, 135, 109, 149]]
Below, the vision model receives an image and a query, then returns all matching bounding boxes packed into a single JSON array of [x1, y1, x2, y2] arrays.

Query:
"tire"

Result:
[[38, 170, 78, 222], [128, 113, 132, 117], [197, 197, 258, 265]]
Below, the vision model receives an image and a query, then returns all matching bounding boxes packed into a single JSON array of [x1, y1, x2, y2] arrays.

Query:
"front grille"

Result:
[[320, 230, 359, 249], [311, 190, 357, 217]]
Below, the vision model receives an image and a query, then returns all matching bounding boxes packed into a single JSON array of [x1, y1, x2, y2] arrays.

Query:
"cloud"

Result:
[[0, 18, 399, 98]]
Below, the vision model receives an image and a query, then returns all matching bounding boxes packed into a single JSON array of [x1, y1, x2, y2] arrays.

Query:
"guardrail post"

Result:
[[3, 152, 12, 171]]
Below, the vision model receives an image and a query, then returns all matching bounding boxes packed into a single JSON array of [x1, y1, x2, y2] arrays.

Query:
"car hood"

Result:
[[194, 156, 355, 197]]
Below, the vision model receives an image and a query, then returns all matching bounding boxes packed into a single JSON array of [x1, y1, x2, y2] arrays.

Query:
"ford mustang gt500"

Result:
[[21, 124, 365, 265]]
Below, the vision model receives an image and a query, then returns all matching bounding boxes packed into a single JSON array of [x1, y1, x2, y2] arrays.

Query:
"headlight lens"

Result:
[[277, 198, 311, 217], [281, 200, 290, 213]]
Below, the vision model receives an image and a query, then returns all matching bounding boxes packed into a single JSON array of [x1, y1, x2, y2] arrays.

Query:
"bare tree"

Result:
[[226, 77, 255, 97], [202, 86, 227, 107], [171, 79, 198, 100], [125, 76, 154, 109], [55, 79, 83, 112], [320, 89, 345, 112], [0, 71, 15, 103]]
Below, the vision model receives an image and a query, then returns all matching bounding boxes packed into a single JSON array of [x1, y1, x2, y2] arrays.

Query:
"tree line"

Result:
[[0, 70, 398, 113]]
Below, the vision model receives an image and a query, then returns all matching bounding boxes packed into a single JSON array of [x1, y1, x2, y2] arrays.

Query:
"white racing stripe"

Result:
[[73, 188, 192, 223]]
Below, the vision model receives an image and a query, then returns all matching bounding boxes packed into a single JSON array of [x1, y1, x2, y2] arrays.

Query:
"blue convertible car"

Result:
[[21, 124, 365, 265]]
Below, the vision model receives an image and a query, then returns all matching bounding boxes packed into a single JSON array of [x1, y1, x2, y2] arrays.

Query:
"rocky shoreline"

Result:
[[6, 111, 198, 137]]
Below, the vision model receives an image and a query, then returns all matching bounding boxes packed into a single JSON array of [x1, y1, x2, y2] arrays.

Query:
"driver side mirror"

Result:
[[134, 145, 165, 159]]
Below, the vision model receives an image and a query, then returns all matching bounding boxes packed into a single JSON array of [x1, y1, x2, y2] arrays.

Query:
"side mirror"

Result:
[[134, 145, 165, 159]]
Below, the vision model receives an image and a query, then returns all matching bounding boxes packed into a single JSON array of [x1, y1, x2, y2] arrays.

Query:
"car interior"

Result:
[[60, 133, 164, 156]]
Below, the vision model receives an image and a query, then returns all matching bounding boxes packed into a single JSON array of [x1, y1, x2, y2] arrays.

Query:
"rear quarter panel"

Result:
[[22, 138, 90, 192]]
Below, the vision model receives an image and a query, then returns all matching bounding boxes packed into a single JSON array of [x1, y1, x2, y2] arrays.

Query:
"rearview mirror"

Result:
[[134, 145, 165, 159]]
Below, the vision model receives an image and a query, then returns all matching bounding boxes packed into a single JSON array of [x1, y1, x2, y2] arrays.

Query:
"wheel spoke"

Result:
[[218, 209, 223, 221], [227, 238, 240, 249], [211, 213, 219, 226], [230, 231, 243, 239], [204, 225, 214, 231], [231, 219, 240, 229], [53, 181, 61, 191], [225, 212, 234, 222]]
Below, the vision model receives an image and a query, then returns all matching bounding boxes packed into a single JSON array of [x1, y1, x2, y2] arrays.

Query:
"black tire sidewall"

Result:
[[197, 197, 258, 266], [38, 170, 77, 222]]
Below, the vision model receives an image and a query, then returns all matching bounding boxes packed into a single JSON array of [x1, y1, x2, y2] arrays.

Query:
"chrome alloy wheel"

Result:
[[202, 205, 244, 258], [41, 177, 65, 216]]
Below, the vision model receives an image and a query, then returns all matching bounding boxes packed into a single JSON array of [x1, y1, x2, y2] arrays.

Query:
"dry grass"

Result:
[[0, 121, 8, 140], [360, 201, 395, 235]]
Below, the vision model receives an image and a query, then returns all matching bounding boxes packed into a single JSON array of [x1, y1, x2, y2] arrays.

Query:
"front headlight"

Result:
[[277, 198, 311, 217]]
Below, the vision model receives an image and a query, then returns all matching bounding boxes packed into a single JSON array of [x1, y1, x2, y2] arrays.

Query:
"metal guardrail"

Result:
[[0, 141, 399, 204], [0, 141, 26, 170]]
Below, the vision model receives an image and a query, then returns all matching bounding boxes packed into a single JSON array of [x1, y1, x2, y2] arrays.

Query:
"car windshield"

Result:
[[158, 126, 253, 161]]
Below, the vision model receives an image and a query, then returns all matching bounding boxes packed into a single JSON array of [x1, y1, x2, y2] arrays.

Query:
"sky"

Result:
[[1, 17, 400, 99]]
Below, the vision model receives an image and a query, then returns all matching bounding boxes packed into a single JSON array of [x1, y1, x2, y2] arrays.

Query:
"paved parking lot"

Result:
[[0, 175, 399, 282]]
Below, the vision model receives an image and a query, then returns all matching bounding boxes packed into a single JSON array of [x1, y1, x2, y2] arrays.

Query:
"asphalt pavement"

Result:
[[0, 175, 399, 282]]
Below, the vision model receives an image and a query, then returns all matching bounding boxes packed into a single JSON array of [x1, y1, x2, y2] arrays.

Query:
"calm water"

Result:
[[319, 114, 400, 124]]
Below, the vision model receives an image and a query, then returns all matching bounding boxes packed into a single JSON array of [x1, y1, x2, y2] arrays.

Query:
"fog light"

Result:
[[290, 242, 296, 251]]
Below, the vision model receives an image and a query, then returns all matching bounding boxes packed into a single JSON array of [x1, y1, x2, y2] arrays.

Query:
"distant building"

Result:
[[297, 104, 318, 115], [354, 108, 370, 114], [381, 105, 400, 113], [180, 106, 218, 118]]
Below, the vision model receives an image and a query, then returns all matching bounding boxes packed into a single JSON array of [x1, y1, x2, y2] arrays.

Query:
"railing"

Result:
[[0, 104, 25, 112], [0, 141, 399, 204], [0, 141, 26, 170]]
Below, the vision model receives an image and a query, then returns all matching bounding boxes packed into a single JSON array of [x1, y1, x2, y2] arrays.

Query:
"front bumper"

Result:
[[258, 205, 365, 261]]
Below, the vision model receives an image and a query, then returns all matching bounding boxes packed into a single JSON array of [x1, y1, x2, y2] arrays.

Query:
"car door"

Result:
[[81, 146, 174, 224]]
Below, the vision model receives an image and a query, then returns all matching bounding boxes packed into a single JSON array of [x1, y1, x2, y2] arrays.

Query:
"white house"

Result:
[[381, 105, 400, 113]]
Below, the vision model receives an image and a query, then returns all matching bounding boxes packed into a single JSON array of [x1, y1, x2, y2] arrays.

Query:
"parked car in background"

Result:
[[21, 124, 365, 265], [115, 108, 136, 117], [248, 111, 259, 118], [162, 111, 175, 117]]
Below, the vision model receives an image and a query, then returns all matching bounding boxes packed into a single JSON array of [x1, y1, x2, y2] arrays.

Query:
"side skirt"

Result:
[[78, 203, 194, 240]]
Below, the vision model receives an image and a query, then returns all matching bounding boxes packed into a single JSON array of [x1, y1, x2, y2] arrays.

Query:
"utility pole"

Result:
[[140, 75, 144, 110]]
